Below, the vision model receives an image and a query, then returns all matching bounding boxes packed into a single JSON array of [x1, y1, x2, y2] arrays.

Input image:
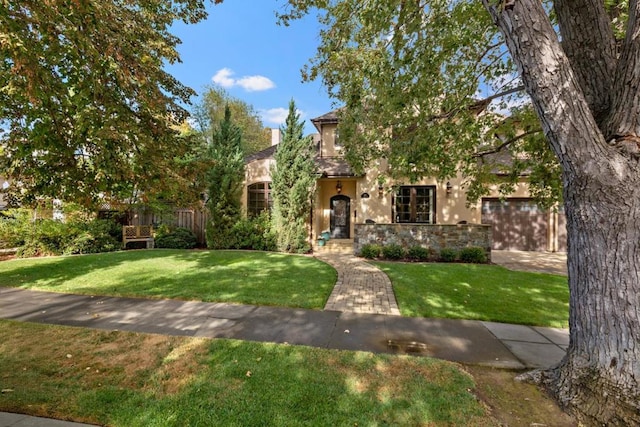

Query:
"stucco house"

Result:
[[243, 110, 566, 255]]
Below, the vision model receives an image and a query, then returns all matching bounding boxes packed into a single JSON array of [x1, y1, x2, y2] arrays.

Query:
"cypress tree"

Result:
[[205, 105, 245, 249], [271, 100, 316, 253]]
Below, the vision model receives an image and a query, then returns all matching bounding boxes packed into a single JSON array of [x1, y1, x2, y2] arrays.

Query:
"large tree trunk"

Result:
[[556, 152, 640, 424], [482, 0, 640, 424]]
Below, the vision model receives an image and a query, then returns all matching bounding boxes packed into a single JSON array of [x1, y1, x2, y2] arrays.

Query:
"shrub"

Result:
[[155, 227, 197, 249], [64, 219, 121, 255], [382, 243, 406, 260], [0, 209, 32, 248], [229, 212, 277, 251], [359, 243, 382, 259], [19, 219, 72, 257], [3, 209, 121, 257], [459, 247, 488, 264], [439, 248, 458, 262], [407, 245, 431, 262]]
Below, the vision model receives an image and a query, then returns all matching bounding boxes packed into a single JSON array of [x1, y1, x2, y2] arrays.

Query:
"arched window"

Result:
[[247, 182, 272, 217]]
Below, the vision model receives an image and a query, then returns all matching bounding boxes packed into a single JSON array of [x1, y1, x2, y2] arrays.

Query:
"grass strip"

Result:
[[0, 320, 491, 426]]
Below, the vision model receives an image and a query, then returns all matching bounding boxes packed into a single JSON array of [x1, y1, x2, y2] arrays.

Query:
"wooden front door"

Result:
[[330, 195, 350, 239]]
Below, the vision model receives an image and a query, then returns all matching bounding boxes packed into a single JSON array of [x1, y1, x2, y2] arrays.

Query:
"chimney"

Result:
[[271, 128, 281, 146]]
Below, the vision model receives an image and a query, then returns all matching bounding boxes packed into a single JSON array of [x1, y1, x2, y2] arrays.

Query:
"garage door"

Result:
[[557, 205, 567, 252], [481, 199, 548, 251]]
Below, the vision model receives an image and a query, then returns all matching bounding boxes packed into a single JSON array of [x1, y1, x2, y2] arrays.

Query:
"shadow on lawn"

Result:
[[378, 262, 569, 328], [72, 338, 484, 426], [0, 249, 337, 309]]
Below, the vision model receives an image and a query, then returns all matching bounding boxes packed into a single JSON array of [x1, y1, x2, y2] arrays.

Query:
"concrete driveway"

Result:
[[492, 250, 567, 276]]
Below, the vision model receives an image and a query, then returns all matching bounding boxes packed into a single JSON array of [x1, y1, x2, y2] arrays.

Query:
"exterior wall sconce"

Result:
[[446, 181, 452, 195], [361, 192, 370, 199], [378, 184, 384, 197], [336, 180, 342, 194]]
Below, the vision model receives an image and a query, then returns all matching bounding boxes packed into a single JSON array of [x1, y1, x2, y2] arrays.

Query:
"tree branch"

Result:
[[605, 0, 640, 146], [473, 129, 541, 158], [555, 0, 617, 127]]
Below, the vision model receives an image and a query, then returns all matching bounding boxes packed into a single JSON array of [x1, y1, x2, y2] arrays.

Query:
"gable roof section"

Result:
[[314, 156, 356, 177], [245, 143, 357, 177], [310, 109, 341, 132], [245, 144, 277, 163]]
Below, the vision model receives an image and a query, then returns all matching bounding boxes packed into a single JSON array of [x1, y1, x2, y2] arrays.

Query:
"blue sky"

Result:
[[166, 1, 336, 135]]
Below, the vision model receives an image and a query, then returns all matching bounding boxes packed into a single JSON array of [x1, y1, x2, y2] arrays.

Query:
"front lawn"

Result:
[[0, 250, 336, 309], [377, 262, 569, 328]]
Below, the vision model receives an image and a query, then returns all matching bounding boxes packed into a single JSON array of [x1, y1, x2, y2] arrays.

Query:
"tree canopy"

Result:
[[282, 0, 640, 424], [193, 85, 271, 155], [0, 0, 217, 207], [279, 0, 562, 205]]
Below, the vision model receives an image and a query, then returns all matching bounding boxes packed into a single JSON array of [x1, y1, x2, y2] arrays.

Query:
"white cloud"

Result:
[[260, 108, 306, 126], [237, 75, 275, 92], [211, 68, 235, 88], [260, 108, 289, 125], [211, 68, 275, 92]]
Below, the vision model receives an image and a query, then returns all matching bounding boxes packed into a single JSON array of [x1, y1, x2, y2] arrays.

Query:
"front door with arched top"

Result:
[[330, 195, 350, 239]]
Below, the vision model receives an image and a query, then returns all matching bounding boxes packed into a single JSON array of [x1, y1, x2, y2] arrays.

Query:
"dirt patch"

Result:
[[466, 365, 577, 426], [154, 337, 210, 395]]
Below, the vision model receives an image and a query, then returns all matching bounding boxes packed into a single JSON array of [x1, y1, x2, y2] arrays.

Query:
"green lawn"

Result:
[[0, 249, 569, 327], [0, 250, 336, 309], [0, 320, 489, 426], [376, 262, 569, 328]]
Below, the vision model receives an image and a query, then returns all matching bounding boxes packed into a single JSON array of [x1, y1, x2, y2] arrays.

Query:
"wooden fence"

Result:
[[129, 208, 209, 246]]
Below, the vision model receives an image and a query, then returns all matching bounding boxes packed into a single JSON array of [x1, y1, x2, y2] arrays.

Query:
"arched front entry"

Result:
[[330, 195, 350, 239]]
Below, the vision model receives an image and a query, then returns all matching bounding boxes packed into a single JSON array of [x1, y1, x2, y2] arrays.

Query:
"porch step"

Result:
[[315, 239, 354, 255]]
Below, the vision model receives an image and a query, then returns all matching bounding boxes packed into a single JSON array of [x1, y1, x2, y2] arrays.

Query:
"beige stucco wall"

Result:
[[319, 123, 341, 157], [356, 172, 480, 225], [311, 168, 535, 239]]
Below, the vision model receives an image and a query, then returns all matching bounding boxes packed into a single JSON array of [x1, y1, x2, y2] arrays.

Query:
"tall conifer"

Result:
[[205, 105, 245, 249], [271, 100, 316, 253]]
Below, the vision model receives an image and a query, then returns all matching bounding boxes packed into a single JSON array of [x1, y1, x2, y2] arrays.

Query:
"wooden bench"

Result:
[[123, 225, 154, 249]]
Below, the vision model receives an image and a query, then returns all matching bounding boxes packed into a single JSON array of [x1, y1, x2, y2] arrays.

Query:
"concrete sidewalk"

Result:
[[0, 412, 95, 427], [0, 286, 567, 369]]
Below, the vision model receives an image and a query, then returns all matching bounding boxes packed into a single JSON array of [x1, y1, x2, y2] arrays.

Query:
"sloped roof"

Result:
[[245, 144, 357, 177], [245, 144, 278, 163], [314, 156, 357, 177], [310, 108, 342, 132]]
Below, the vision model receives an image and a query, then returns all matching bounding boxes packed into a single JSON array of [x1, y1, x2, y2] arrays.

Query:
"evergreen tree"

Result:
[[205, 106, 245, 249], [271, 100, 316, 253]]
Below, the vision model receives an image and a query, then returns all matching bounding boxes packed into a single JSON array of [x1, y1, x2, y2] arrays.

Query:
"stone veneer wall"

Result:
[[354, 223, 492, 260]]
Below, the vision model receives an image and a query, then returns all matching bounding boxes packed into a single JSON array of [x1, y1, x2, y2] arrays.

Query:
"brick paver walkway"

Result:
[[316, 253, 401, 315]]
